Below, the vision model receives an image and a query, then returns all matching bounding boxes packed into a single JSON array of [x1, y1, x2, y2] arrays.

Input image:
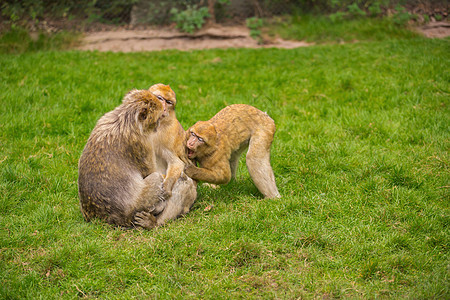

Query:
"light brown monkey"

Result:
[[78, 89, 168, 229], [185, 104, 281, 199], [143, 83, 197, 227], [149, 84, 191, 193]]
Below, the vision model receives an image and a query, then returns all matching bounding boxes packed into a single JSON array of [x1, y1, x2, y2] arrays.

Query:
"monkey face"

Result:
[[186, 121, 216, 159], [186, 131, 204, 159], [149, 84, 176, 119]]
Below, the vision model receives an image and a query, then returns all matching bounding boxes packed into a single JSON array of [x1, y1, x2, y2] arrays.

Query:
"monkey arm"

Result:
[[160, 149, 185, 194], [184, 163, 231, 185]]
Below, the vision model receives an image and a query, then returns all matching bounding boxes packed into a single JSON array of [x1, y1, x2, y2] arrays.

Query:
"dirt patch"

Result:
[[77, 25, 311, 52], [416, 21, 450, 38], [77, 22, 449, 52]]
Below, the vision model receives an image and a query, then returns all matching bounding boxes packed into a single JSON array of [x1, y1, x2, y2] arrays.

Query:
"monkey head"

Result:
[[149, 83, 176, 120], [186, 121, 217, 160], [123, 89, 165, 131]]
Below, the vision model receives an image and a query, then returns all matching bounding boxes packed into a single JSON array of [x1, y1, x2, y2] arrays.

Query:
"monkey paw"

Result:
[[133, 211, 157, 229], [184, 164, 196, 177], [160, 188, 171, 201], [202, 183, 220, 189]]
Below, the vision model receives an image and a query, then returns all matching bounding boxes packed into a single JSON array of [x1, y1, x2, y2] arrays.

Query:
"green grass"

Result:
[[0, 27, 80, 54], [266, 14, 420, 43], [1, 37, 449, 298]]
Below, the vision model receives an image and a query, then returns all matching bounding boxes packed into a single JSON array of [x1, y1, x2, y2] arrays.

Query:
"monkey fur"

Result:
[[146, 83, 197, 226], [149, 84, 192, 192], [185, 104, 281, 199], [78, 88, 196, 229]]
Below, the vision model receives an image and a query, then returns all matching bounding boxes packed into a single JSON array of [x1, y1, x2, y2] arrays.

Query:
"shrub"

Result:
[[170, 5, 210, 34], [246, 17, 264, 42]]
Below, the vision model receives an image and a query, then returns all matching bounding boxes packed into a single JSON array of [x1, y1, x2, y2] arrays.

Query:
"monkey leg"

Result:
[[229, 144, 248, 180], [132, 172, 168, 229], [246, 134, 281, 199], [155, 173, 197, 226]]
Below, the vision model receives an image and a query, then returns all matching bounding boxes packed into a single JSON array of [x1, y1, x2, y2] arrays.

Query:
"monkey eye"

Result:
[[190, 131, 204, 143], [156, 95, 165, 102], [166, 100, 174, 105]]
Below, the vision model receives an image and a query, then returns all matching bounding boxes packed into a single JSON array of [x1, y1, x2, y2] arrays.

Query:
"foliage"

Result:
[[170, 5, 210, 34], [0, 0, 138, 25], [368, 1, 382, 16], [347, 3, 367, 17], [323, 3, 420, 32], [246, 17, 264, 42], [0, 0, 443, 29], [392, 4, 416, 25], [0, 37, 449, 298]]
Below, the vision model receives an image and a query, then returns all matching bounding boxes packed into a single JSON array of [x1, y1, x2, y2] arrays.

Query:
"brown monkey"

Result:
[[149, 84, 191, 193], [144, 83, 197, 226], [185, 104, 281, 199], [78, 89, 167, 229], [78, 89, 196, 229]]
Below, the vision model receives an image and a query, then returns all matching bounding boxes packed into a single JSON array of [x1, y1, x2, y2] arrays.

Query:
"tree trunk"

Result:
[[208, 0, 216, 24]]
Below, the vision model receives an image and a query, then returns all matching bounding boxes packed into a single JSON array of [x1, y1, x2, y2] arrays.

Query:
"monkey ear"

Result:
[[139, 107, 148, 121]]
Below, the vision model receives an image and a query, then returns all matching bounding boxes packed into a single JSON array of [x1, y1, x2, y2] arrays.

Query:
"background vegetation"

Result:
[[1, 0, 447, 30], [1, 27, 449, 297]]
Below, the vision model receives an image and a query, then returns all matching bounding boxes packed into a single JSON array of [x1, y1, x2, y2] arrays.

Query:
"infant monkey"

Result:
[[78, 89, 169, 229], [185, 104, 280, 198]]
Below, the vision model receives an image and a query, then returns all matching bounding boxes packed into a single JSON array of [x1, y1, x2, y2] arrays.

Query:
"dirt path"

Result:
[[78, 25, 308, 52], [77, 23, 449, 52]]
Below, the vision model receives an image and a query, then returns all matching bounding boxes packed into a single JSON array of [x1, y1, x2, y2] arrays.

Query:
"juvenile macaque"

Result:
[[149, 84, 191, 193], [185, 104, 280, 198], [78, 89, 196, 229], [146, 83, 197, 226]]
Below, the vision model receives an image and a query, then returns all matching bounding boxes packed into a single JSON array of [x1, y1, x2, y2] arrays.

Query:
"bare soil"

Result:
[[77, 22, 449, 52], [416, 21, 450, 38], [77, 25, 311, 52]]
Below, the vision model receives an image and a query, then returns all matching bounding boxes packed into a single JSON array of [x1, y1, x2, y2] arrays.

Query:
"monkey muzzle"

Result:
[[187, 147, 195, 159]]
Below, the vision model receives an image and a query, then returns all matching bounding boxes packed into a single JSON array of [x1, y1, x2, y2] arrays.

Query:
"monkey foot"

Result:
[[133, 211, 157, 229], [202, 183, 220, 189]]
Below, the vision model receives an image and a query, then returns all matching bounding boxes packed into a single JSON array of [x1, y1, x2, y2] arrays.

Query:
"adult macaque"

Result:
[[78, 89, 196, 229], [185, 104, 280, 199]]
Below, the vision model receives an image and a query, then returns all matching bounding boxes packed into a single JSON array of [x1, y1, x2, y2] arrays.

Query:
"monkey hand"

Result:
[[184, 164, 197, 178], [162, 174, 180, 198], [162, 188, 172, 200], [159, 183, 172, 200]]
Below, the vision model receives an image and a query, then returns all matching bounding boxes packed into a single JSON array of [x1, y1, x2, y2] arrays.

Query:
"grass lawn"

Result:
[[0, 37, 449, 298]]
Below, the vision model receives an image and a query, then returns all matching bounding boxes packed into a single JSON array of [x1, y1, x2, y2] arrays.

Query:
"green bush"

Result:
[[246, 17, 264, 42], [392, 4, 416, 25], [170, 5, 210, 33]]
